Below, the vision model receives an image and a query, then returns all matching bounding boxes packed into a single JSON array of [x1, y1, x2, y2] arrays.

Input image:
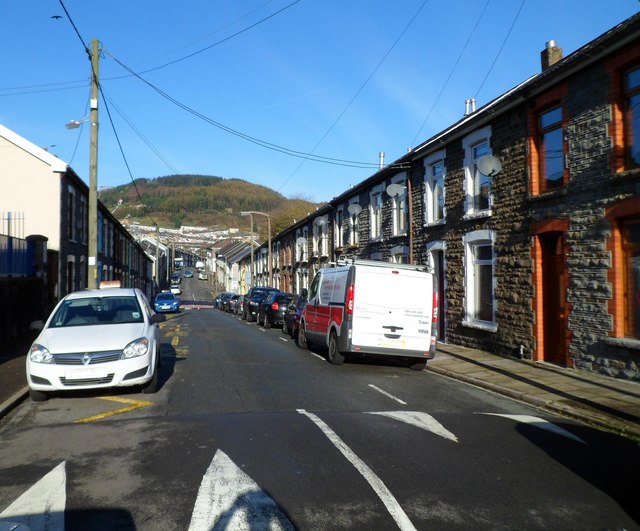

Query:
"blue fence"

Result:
[[0, 234, 33, 276]]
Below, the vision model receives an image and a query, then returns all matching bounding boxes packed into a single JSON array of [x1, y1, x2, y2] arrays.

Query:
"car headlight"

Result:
[[29, 343, 54, 364], [122, 337, 150, 359]]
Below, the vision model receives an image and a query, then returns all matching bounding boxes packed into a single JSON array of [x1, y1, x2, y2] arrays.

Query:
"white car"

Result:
[[26, 287, 165, 401], [198, 271, 208, 280], [170, 283, 181, 295]]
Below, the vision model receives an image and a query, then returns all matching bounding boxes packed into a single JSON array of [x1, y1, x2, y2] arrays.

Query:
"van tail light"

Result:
[[346, 284, 355, 315], [430, 291, 439, 356], [271, 302, 279, 311]]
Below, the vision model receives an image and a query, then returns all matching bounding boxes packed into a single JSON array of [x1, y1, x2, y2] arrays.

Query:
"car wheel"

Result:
[[264, 314, 271, 329], [29, 389, 48, 402], [297, 323, 311, 350], [328, 330, 345, 365], [142, 357, 159, 394], [408, 359, 427, 371]]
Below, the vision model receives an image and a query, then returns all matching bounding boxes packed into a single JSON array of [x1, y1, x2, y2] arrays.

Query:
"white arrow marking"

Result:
[[298, 409, 417, 531], [479, 413, 586, 444], [188, 449, 294, 531], [0, 461, 66, 531], [368, 411, 459, 442]]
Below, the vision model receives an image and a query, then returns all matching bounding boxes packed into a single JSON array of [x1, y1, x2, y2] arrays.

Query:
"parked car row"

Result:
[[216, 287, 307, 339], [217, 260, 437, 371]]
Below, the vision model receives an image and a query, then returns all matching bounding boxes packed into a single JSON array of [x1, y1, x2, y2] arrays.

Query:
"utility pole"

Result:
[[87, 38, 100, 289]]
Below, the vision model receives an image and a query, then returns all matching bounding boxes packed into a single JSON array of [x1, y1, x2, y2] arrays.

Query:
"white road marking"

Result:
[[298, 409, 417, 531], [479, 413, 586, 444], [279, 337, 288, 342], [368, 411, 459, 442], [0, 461, 66, 531], [188, 449, 294, 531], [368, 384, 407, 405]]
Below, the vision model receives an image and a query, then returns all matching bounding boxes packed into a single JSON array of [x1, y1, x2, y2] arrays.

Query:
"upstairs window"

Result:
[[424, 152, 445, 224], [463, 126, 492, 217], [370, 188, 383, 240], [625, 66, 640, 168], [389, 176, 407, 236], [334, 208, 344, 249], [539, 105, 565, 191]]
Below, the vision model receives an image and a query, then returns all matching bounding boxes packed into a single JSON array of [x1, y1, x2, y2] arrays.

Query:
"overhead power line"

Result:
[[106, 51, 408, 170]]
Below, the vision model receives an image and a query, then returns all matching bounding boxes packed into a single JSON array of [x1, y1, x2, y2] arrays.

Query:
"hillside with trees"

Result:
[[99, 174, 322, 237]]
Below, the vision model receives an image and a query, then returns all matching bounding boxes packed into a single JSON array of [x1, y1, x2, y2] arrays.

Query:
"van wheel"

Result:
[[298, 323, 311, 350], [328, 331, 345, 365], [408, 359, 427, 371]]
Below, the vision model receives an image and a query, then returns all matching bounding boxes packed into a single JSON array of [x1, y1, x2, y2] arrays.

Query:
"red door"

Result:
[[540, 232, 568, 365]]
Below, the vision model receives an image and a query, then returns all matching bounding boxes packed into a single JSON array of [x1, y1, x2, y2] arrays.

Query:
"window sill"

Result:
[[463, 319, 497, 333], [424, 219, 446, 228], [390, 232, 408, 238], [604, 337, 640, 351], [529, 187, 568, 202], [463, 210, 491, 221], [613, 167, 640, 183]]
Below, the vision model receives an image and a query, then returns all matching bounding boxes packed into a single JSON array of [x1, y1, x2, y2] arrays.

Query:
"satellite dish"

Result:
[[347, 203, 362, 215], [477, 155, 502, 176], [386, 183, 405, 197], [314, 215, 328, 226], [296, 237, 307, 246]]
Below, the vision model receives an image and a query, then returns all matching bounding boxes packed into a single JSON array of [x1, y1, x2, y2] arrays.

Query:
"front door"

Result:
[[540, 232, 568, 365]]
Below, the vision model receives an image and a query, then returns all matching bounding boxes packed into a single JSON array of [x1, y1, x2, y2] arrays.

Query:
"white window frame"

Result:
[[67, 185, 77, 243], [463, 126, 493, 219], [463, 229, 497, 331], [334, 206, 344, 249], [390, 173, 408, 237], [423, 150, 446, 225], [348, 198, 361, 247], [302, 227, 309, 262], [389, 245, 409, 264], [370, 185, 384, 241]]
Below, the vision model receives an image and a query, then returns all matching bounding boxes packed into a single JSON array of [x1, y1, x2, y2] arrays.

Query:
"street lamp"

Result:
[[241, 211, 272, 286]]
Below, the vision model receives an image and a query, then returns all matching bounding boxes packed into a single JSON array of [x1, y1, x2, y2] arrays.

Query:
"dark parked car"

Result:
[[226, 294, 241, 313], [242, 287, 279, 322], [219, 292, 236, 312], [257, 292, 294, 329], [282, 292, 307, 338]]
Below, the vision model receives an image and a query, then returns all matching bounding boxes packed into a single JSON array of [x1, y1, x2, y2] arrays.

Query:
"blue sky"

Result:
[[2, 0, 638, 203]]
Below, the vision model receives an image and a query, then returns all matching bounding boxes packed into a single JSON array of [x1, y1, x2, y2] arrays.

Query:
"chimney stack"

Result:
[[541, 40, 563, 71]]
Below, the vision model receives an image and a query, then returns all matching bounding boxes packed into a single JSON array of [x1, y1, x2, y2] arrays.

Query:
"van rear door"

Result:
[[351, 264, 435, 357]]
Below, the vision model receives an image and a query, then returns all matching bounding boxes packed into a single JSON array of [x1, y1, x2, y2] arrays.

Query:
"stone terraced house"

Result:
[[244, 13, 640, 381]]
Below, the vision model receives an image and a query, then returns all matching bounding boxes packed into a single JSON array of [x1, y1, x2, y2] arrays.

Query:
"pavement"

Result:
[[1, 336, 639, 441]]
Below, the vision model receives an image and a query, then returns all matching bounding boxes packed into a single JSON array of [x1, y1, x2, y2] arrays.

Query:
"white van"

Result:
[[298, 259, 438, 370]]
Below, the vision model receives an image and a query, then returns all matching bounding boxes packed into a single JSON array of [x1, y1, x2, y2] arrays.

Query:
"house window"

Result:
[[539, 105, 565, 191], [390, 176, 407, 236], [623, 217, 640, 338], [370, 188, 383, 239], [68, 188, 76, 241], [424, 152, 445, 224], [625, 66, 640, 168], [79, 197, 87, 244], [463, 230, 496, 330], [348, 200, 361, 247], [301, 227, 309, 262], [335, 208, 344, 249], [463, 127, 492, 216], [390, 245, 409, 264]]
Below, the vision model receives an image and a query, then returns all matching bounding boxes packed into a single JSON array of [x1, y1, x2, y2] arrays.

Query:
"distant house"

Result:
[[0, 124, 153, 301]]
